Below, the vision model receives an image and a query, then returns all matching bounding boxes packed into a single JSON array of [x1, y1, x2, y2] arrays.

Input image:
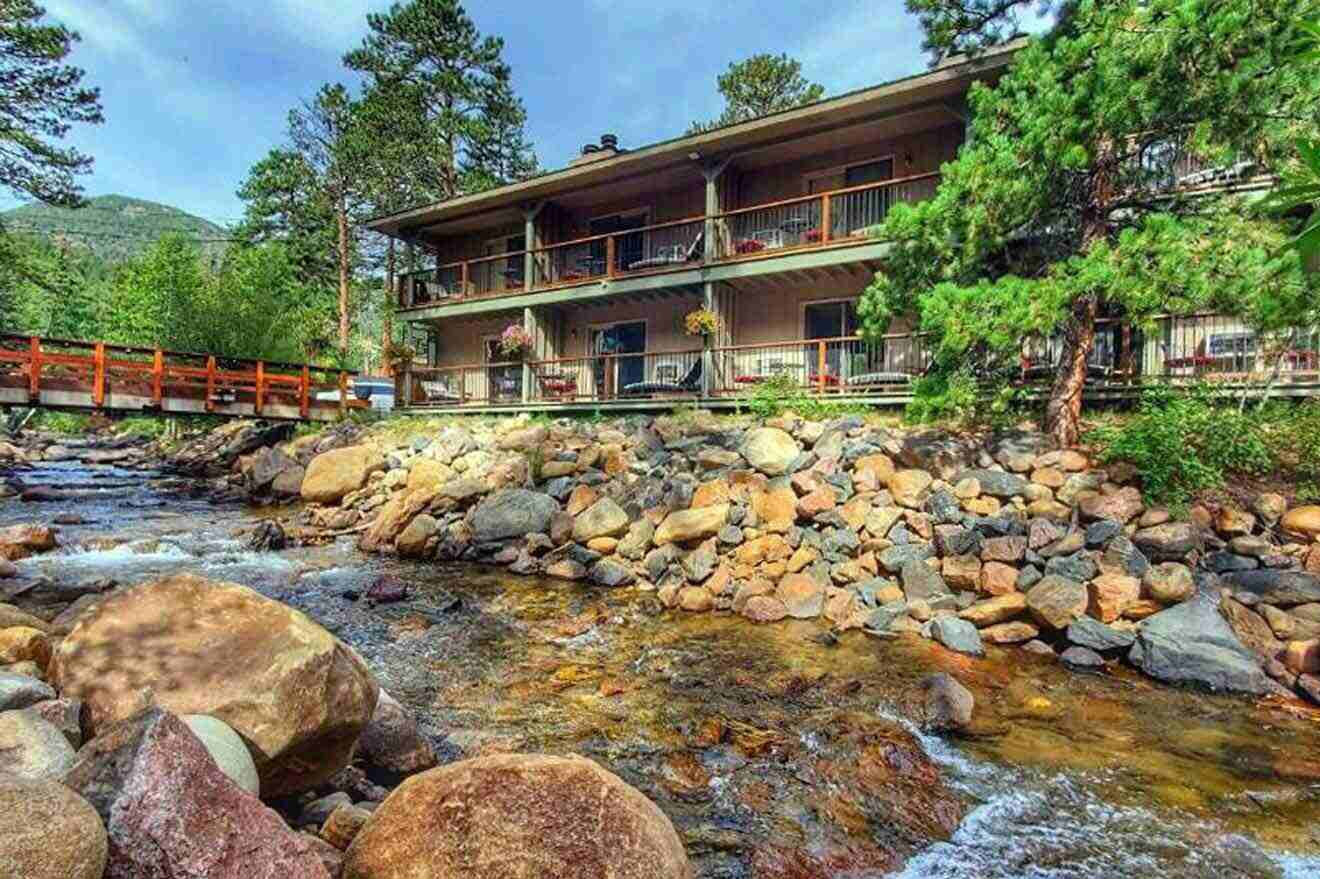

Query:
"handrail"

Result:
[[711, 171, 941, 219], [531, 215, 706, 253], [0, 332, 356, 375]]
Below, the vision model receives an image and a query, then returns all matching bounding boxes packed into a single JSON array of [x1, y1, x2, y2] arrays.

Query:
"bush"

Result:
[[739, 373, 866, 421], [1259, 399, 1320, 501], [1088, 386, 1272, 504], [904, 370, 980, 426]]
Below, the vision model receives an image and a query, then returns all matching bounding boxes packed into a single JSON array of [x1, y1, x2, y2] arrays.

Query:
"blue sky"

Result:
[[10, 1, 945, 225]]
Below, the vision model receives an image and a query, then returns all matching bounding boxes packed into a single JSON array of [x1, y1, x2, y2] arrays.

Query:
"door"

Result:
[[841, 158, 895, 235], [590, 213, 646, 273], [484, 235, 526, 291], [484, 338, 522, 401], [803, 301, 860, 386], [589, 321, 647, 397]]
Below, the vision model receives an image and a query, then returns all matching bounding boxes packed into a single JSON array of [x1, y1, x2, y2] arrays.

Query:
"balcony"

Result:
[[394, 314, 1320, 411], [395, 172, 941, 311]]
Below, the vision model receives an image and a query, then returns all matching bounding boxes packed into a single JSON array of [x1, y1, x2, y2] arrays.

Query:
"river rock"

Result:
[[901, 559, 949, 602], [1132, 522, 1202, 562], [182, 714, 260, 796], [0, 709, 76, 779], [1066, 617, 1136, 652], [589, 558, 635, 587], [64, 708, 331, 879], [360, 689, 436, 776], [654, 503, 728, 545], [341, 753, 690, 879], [1144, 562, 1195, 604], [930, 616, 984, 656], [251, 446, 300, 491], [888, 469, 933, 508], [469, 489, 557, 543], [396, 514, 438, 558], [1282, 506, 1320, 540], [917, 672, 974, 731], [741, 428, 801, 476], [572, 498, 630, 542], [1025, 575, 1088, 631], [0, 523, 58, 561], [0, 777, 107, 879], [51, 574, 379, 797], [1060, 645, 1106, 670], [955, 469, 1028, 499], [301, 445, 385, 504], [1222, 570, 1320, 607], [959, 592, 1027, 627], [1128, 592, 1272, 694], [0, 671, 55, 710]]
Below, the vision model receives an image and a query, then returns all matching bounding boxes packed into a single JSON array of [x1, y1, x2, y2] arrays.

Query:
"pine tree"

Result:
[[688, 54, 825, 134]]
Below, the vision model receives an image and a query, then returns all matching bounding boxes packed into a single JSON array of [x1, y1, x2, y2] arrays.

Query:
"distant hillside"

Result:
[[0, 195, 228, 263]]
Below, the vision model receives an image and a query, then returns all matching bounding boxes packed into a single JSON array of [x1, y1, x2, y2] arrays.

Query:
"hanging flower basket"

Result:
[[684, 308, 720, 338], [498, 325, 534, 359]]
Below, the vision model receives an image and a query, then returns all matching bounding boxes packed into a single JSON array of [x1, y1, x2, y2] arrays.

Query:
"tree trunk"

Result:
[[336, 197, 351, 356], [383, 238, 395, 376], [1044, 293, 1097, 447]]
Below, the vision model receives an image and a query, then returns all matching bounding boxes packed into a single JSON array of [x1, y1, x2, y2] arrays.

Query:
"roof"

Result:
[[368, 39, 1026, 238]]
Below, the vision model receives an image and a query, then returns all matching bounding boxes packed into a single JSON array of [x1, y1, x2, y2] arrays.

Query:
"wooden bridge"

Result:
[[0, 334, 365, 422]]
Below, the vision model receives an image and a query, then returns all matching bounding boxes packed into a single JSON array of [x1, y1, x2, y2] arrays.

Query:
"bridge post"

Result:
[[205, 356, 217, 412], [255, 361, 265, 415], [93, 342, 106, 407], [152, 348, 164, 406], [300, 366, 310, 419], [27, 337, 40, 400]]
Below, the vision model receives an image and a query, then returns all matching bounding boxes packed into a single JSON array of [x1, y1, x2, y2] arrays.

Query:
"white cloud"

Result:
[[42, 0, 150, 56]]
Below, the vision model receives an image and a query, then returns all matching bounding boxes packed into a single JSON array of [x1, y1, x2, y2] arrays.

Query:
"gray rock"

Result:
[[1016, 565, 1043, 590], [1085, 520, 1122, 547], [589, 558, 635, 588], [1101, 536, 1150, 578], [469, 490, 558, 543], [0, 672, 55, 711], [863, 601, 909, 634], [917, 672, 974, 731], [682, 540, 718, 583], [880, 543, 935, 573], [934, 526, 981, 558], [1221, 571, 1320, 607], [643, 545, 681, 582], [1046, 551, 1098, 582], [27, 698, 82, 747], [717, 525, 744, 546], [954, 469, 1028, 498], [901, 560, 950, 602], [1128, 592, 1273, 695], [1203, 552, 1258, 574], [930, 617, 984, 656], [300, 792, 352, 828], [616, 520, 654, 560], [1066, 617, 1136, 653], [0, 710, 76, 780], [1060, 646, 1106, 670], [924, 490, 962, 524], [1132, 522, 1203, 562]]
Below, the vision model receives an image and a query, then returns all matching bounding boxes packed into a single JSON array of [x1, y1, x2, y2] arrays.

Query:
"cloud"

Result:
[[42, 0, 149, 56]]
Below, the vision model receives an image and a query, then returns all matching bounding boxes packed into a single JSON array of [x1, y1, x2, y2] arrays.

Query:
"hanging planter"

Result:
[[498, 325, 535, 359], [684, 308, 720, 339]]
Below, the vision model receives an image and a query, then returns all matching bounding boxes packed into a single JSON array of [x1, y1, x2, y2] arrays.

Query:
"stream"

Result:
[[5, 456, 1320, 878]]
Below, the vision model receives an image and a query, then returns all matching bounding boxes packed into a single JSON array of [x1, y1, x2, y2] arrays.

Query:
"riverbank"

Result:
[[3, 414, 1320, 877]]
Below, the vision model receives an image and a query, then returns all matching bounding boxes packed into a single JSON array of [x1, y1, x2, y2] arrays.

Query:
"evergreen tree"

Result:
[[688, 54, 825, 134], [344, 0, 538, 200], [860, 0, 1320, 444], [234, 149, 338, 290], [0, 0, 103, 206]]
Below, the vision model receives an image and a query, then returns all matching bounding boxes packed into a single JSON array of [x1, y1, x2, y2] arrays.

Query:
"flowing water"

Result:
[[5, 456, 1320, 878]]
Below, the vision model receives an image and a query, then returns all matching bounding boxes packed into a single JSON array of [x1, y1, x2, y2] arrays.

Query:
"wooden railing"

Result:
[[0, 334, 356, 418], [394, 173, 942, 310], [712, 333, 932, 395]]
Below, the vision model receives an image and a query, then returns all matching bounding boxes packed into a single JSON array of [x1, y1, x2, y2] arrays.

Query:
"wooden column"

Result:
[[338, 371, 348, 415], [27, 336, 40, 400], [522, 306, 535, 403], [152, 348, 164, 406], [205, 356, 217, 412], [605, 236, 617, 279], [701, 282, 715, 399], [702, 157, 732, 263], [523, 201, 545, 292], [255, 360, 265, 415], [299, 366, 311, 418], [821, 194, 833, 243], [92, 342, 106, 407], [817, 341, 827, 394]]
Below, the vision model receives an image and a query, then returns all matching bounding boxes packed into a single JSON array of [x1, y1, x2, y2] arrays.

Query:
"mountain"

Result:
[[0, 195, 228, 263]]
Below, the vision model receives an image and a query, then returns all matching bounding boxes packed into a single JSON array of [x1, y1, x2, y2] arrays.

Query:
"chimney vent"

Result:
[[600, 133, 619, 151]]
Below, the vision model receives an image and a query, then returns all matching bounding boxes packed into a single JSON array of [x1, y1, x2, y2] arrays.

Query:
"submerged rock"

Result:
[[917, 672, 974, 732], [341, 753, 690, 879]]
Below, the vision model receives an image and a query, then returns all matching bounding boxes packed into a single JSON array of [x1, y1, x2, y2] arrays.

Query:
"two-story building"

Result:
[[368, 43, 1015, 411]]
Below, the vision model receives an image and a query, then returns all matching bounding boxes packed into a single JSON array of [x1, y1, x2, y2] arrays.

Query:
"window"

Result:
[[803, 300, 859, 339], [845, 158, 894, 187], [589, 211, 647, 271]]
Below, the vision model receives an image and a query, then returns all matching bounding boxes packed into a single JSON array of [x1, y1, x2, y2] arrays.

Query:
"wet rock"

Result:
[[341, 754, 690, 879], [1128, 593, 1272, 694], [589, 558, 634, 588], [249, 519, 288, 551], [0, 671, 55, 711], [1060, 646, 1106, 670], [0, 776, 107, 879], [0, 709, 76, 779], [1066, 617, 1136, 652], [1025, 575, 1088, 631], [65, 708, 330, 879], [0, 523, 58, 561], [469, 490, 557, 543], [182, 714, 260, 796], [917, 672, 974, 731], [51, 574, 379, 798], [741, 428, 801, 476], [301, 446, 385, 504], [930, 616, 983, 656]]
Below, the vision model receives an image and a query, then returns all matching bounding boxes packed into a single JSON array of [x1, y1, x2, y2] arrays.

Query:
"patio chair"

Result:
[[621, 359, 702, 396], [626, 231, 704, 271]]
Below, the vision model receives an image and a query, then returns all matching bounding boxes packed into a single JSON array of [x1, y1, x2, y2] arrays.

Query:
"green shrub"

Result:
[[904, 369, 980, 426], [739, 373, 868, 421], [1088, 385, 1272, 504], [1259, 400, 1320, 501]]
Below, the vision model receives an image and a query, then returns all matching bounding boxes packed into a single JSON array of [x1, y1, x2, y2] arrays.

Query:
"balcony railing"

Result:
[[395, 174, 941, 310]]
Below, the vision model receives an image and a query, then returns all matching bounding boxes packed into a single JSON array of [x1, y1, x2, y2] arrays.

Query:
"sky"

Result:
[[7, 0, 950, 226]]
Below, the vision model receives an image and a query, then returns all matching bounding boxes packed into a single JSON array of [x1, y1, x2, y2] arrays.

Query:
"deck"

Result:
[[0, 334, 365, 422]]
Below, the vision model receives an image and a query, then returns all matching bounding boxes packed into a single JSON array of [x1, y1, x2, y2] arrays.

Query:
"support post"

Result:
[[701, 282, 715, 399], [255, 360, 265, 415], [92, 342, 106, 407], [152, 348, 164, 406], [460, 261, 469, 297], [27, 336, 40, 400], [338, 371, 348, 415], [821, 194, 832, 243], [522, 306, 534, 404], [523, 201, 546, 292], [402, 360, 414, 408], [605, 236, 617, 279], [205, 356, 217, 412], [702, 157, 732, 263], [300, 366, 310, 418], [817, 341, 827, 395]]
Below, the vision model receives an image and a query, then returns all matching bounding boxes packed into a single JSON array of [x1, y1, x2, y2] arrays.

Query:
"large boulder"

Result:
[[0, 709, 76, 779], [0, 777, 107, 879], [741, 428, 801, 476], [359, 690, 437, 776], [301, 446, 385, 504], [64, 708, 331, 879], [0, 523, 58, 561], [469, 490, 558, 543], [50, 574, 379, 797], [341, 753, 689, 879], [1128, 592, 1273, 694]]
